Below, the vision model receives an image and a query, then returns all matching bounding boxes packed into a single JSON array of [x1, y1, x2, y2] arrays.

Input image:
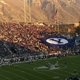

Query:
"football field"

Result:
[[0, 55, 80, 80]]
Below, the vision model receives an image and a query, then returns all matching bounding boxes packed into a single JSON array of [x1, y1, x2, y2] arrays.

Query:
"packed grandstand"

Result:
[[0, 22, 80, 80], [0, 22, 80, 59]]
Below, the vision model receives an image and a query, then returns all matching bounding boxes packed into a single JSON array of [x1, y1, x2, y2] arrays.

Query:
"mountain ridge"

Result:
[[0, 0, 80, 24]]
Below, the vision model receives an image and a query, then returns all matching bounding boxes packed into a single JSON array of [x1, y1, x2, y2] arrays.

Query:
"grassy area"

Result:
[[0, 55, 80, 80]]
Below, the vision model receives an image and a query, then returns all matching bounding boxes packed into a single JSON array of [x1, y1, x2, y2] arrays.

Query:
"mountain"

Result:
[[0, 0, 80, 24]]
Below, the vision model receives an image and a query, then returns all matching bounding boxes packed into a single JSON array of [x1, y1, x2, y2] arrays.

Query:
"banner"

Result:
[[40, 36, 75, 47], [75, 37, 80, 45]]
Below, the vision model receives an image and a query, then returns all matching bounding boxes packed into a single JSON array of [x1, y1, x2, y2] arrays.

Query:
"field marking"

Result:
[[23, 57, 79, 78], [56, 62, 80, 78], [19, 63, 68, 80], [0, 68, 28, 80], [58, 66, 80, 79], [0, 55, 80, 80], [0, 59, 67, 80], [18, 64, 54, 77], [64, 62, 80, 71], [62, 65, 80, 74], [58, 68, 73, 74], [15, 64, 63, 80], [15, 66, 46, 80], [34, 64, 69, 77], [68, 62, 80, 66], [0, 73, 11, 80], [33, 64, 67, 71], [0, 69, 29, 80], [59, 63, 79, 71], [7, 65, 45, 80], [50, 69, 68, 77], [34, 66, 60, 71]]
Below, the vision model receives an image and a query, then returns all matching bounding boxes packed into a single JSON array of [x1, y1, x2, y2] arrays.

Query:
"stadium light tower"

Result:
[[28, 0, 31, 22], [24, 0, 26, 23]]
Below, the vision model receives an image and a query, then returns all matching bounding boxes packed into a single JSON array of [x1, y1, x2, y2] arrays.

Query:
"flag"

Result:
[[53, 10, 57, 23], [40, 36, 75, 47]]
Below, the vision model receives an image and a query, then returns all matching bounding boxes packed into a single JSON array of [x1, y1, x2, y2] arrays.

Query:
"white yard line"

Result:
[[20, 65, 63, 80], [69, 62, 80, 66], [17, 64, 52, 76], [18, 63, 68, 80], [6, 66, 45, 80], [60, 69, 75, 74], [62, 65, 80, 73], [50, 70, 68, 77], [0, 73, 11, 80], [0, 68, 28, 80], [1, 56, 79, 80], [17, 64, 61, 80]]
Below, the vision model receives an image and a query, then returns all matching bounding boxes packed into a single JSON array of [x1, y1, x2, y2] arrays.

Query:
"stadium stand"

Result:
[[0, 22, 80, 59]]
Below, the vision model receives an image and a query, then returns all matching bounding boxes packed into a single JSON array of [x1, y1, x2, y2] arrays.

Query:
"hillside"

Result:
[[0, 0, 80, 24]]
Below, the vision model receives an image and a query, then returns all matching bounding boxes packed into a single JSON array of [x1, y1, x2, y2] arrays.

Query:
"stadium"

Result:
[[0, 0, 80, 80]]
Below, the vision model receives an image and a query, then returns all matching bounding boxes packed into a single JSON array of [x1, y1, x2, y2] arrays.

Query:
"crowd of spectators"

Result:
[[65, 76, 80, 80], [0, 22, 80, 58]]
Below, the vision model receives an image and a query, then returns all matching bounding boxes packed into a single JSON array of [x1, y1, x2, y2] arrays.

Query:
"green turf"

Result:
[[0, 55, 80, 80]]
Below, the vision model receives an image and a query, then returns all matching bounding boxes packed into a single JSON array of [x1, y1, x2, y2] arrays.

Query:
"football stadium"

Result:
[[0, 22, 80, 80], [0, 0, 80, 80], [0, 55, 80, 80]]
